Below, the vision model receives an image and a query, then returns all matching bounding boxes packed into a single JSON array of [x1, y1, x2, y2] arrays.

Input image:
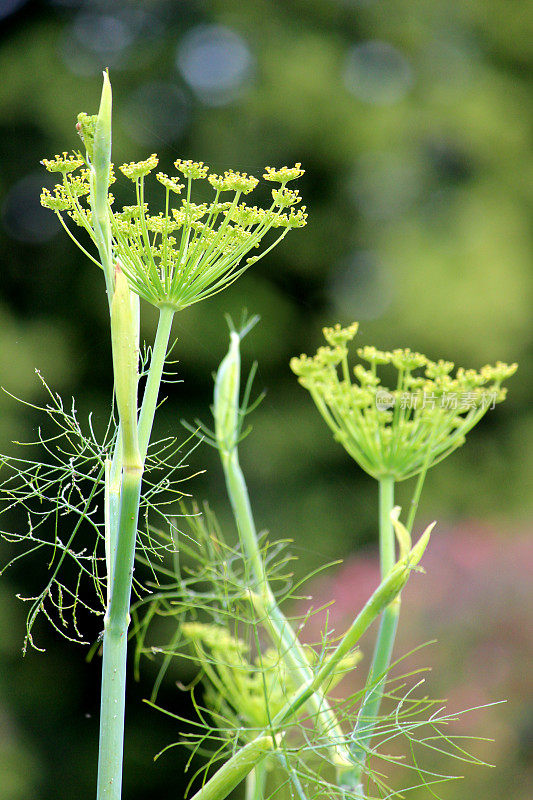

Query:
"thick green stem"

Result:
[[189, 737, 275, 800], [346, 476, 397, 788], [105, 435, 122, 595], [98, 307, 173, 799], [106, 294, 140, 588], [138, 305, 174, 461], [97, 467, 142, 800], [245, 762, 267, 800], [220, 448, 353, 775]]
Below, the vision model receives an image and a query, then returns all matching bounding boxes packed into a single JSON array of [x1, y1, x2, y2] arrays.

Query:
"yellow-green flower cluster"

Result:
[[263, 163, 304, 183], [41, 151, 306, 311], [173, 158, 209, 179], [182, 622, 360, 735], [40, 186, 72, 212], [119, 154, 159, 180], [291, 323, 517, 481], [155, 173, 184, 193], [75, 112, 98, 160], [271, 187, 301, 208], [208, 170, 258, 194], [41, 152, 84, 174]]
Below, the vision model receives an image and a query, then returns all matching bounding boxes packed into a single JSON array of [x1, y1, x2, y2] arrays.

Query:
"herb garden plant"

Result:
[[1, 73, 517, 800]]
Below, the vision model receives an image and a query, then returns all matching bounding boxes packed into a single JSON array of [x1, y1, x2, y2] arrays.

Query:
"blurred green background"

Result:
[[0, 1, 531, 798]]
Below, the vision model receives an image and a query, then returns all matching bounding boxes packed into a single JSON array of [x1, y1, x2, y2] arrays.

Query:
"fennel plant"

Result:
[[138, 321, 514, 800], [0, 70, 517, 800], [1, 71, 306, 800]]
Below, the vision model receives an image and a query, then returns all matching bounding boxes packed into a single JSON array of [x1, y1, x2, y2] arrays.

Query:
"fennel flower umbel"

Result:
[[41, 138, 306, 310], [291, 322, 517, 481]]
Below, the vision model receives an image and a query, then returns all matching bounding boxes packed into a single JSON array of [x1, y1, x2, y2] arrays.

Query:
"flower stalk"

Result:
[[344, 477, 399, 789], [290, 322, 516, 795], [98, 266, 143, 799], [213, 327, 355, 777], [138, 305, 175, 460]]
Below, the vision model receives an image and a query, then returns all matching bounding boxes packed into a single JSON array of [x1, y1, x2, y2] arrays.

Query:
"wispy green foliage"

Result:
[[0, 370, 194, 654], [0, 373, 109, 652], [137, 495, 492, 800]]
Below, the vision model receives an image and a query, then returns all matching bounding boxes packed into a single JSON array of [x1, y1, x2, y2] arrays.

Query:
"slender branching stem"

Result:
[[346, 476, 397, 789], [219, 447, 353, 777], [138, 305, 175, 462]]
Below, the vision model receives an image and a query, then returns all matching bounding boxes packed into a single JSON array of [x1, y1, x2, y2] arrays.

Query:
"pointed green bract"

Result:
[[214, 330, 241, 451]]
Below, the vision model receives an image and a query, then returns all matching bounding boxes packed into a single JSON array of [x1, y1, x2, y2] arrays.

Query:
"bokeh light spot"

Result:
[[0, 0, 28, 21], [72, 12, 134, 54], [60, 7, 161, 74], [344, 40, 413, 105], [176, 25, 253, 106]]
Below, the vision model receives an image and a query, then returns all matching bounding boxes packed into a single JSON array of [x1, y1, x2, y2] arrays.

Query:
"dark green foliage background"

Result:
[[0, 1, 531, 798]]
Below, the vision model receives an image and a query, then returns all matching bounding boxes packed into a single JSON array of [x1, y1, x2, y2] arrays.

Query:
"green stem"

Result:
[[189, 737, 275, 800], [220, 450, 265, 585], [98, 308, 173, 799], [378, 477, 395, 577], [105, 432, 122, 593], [405, 444, 431, 534], [138, 305, 174, 461], [97, 467, 142, 800], [106, 293, 140, 588], [272, 549, 410, 729], [245, 762, 267, 800], [220, 448, 353, 776], [343, 442, 432, 791], [346, 476, 397, 787]]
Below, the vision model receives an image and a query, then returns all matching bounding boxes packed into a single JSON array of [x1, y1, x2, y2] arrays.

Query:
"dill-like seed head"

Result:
[[41, 145, 306, 312], [291, 323, 517, 481]]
